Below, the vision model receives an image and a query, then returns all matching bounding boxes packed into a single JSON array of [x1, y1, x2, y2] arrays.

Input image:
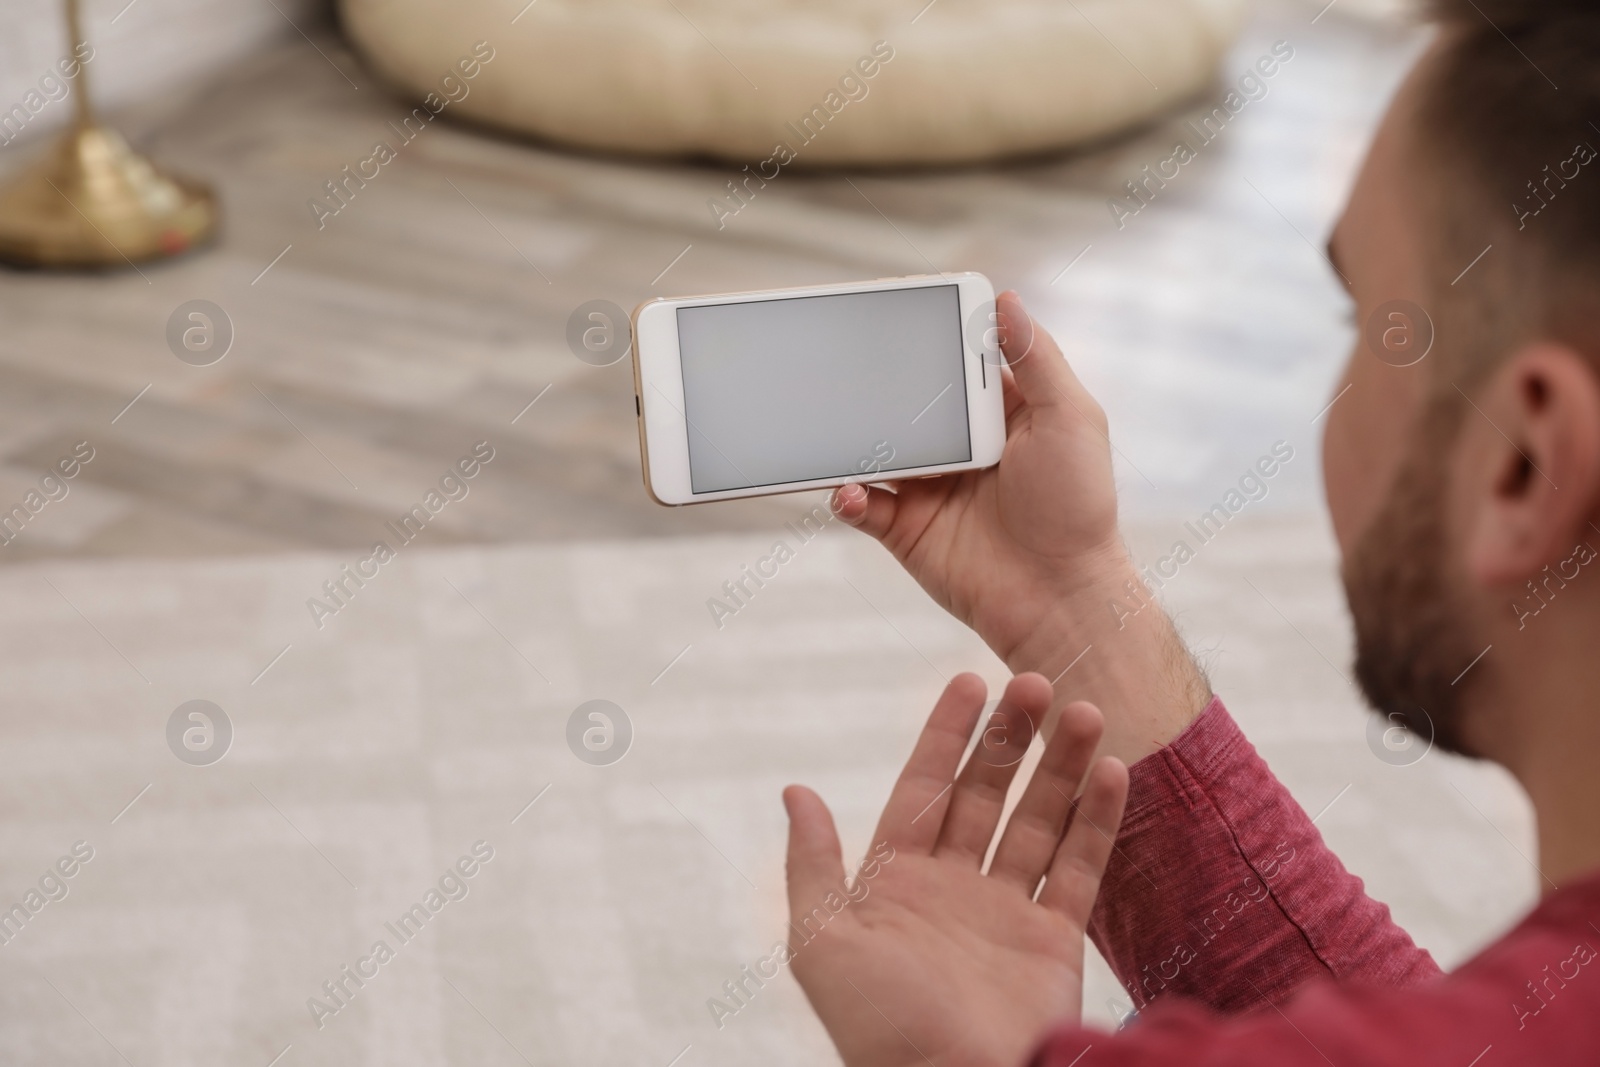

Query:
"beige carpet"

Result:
[[0, 503, 1537, 1066]]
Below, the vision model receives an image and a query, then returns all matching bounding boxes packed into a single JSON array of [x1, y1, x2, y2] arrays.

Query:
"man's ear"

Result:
[[1463, 343, 1600, 587]]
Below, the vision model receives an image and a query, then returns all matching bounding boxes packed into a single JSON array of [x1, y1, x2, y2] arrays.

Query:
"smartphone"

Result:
[[631, 272, 1006, 506]]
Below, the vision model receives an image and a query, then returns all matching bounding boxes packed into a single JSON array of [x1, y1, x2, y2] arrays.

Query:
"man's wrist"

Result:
[[996, 551, 1212, 766]]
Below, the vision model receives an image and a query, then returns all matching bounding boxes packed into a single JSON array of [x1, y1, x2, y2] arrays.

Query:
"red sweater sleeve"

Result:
[[1088, 696, 1440, 1014], [1031, 866, 1600, 1067]]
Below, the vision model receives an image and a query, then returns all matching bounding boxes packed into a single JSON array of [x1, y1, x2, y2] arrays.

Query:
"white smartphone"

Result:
[[631, 272, 1006, 506]]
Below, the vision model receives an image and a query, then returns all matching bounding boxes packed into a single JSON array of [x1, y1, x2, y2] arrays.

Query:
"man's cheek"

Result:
[[1321, 364, 1360, 549], [1322, 354, 1408, 554]]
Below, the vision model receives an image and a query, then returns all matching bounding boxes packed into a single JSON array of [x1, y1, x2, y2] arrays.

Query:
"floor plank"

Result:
[[0, 4, 1423, 562]]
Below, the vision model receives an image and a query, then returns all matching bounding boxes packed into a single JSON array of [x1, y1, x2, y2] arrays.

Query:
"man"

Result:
[[781, 1, 1600, 1064]]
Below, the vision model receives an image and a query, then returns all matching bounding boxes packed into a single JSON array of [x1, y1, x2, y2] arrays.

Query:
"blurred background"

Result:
[[0, 1, 1542, 1065]]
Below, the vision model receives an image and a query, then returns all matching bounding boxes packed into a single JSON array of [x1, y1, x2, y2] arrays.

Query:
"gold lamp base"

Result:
[[0, 123, 218, 269]]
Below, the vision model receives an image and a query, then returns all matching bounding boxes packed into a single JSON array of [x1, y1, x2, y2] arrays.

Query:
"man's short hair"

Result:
[[1416, 1, 1600, 386]]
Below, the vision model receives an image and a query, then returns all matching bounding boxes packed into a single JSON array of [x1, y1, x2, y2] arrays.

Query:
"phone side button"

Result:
[[635, 395, 642, 417]]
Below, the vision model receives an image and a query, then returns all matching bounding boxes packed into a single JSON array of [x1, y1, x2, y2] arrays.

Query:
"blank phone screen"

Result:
[[676, 284, 972, 494]]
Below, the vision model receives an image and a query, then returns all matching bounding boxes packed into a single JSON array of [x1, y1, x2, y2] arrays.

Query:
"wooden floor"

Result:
[[0, 4, 1423, 562]]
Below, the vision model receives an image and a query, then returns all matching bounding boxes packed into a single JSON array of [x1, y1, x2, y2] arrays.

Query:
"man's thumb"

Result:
[[784, 785, 846, 916], [996, 290, 1075, 413]]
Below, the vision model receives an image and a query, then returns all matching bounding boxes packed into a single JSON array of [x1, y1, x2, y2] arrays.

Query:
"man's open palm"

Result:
[[784, 673, 1130, 1067]]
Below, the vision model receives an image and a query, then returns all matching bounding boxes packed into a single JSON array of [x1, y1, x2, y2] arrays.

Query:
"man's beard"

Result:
[[1342, 402, 1485, 758]]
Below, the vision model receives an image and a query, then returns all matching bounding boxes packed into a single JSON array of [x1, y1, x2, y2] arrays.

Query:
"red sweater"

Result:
[[1031, 697, 1600, 1066]]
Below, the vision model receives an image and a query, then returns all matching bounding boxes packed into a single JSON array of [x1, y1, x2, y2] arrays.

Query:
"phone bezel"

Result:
[[631, 272, 1005, 506]]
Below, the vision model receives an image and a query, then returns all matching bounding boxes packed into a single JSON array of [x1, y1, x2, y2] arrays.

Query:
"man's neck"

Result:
[[1486, 652, 1600, 891], [1528, 773, 1600, 892]]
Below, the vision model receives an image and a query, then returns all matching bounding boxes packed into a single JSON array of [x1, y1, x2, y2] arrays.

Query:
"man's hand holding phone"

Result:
[[831, 292, 1211, 764]]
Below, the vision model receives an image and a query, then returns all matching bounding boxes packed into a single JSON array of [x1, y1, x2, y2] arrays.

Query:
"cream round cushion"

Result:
[[340, 0, 1250, 166]]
